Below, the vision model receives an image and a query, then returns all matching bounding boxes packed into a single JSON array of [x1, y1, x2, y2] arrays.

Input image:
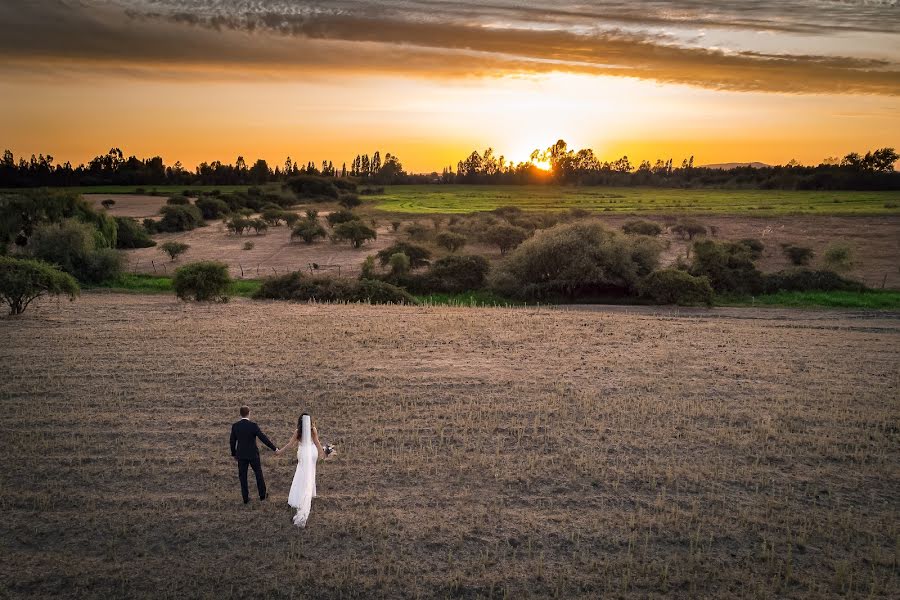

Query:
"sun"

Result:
[[532, 158, 552, 171]]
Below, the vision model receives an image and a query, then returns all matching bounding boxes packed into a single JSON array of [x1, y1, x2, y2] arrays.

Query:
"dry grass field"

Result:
[[1, 295, 898, 598]]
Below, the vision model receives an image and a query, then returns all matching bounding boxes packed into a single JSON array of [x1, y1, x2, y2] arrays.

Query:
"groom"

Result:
[[230, 405, 278, 504]]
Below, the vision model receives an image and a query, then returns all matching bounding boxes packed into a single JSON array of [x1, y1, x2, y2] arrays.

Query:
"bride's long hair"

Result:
[[297, 412, 310, 441]]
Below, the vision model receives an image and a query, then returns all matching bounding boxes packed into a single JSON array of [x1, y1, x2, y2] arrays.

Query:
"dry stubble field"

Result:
[[1, 295, 898, 599]]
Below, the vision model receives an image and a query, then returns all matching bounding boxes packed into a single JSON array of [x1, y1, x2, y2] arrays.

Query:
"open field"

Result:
[[375, 186, 900, 215], [1, 295, 898, 598]]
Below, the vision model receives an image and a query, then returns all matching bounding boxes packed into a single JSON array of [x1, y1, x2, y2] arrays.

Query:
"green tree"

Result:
[[333, 221, 377, 248], [436, 231, 467, 253], [28, 219, 122, 284], [0, 256, 79, 315], [389, 252, 410, 275], [160, 241, 190, 261], [377, 242, 431, 268], [291, 220, 327, 244], [173, 261, 231, 302], [483, 223, 528, 255]]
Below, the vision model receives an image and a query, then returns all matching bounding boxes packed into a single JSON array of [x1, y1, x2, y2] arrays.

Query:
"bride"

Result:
[[276, 413, 326, 527]]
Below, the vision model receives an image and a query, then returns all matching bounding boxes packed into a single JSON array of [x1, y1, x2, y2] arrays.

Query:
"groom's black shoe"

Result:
[[260, 493, 269, 501], [243, 498, 250, 504]]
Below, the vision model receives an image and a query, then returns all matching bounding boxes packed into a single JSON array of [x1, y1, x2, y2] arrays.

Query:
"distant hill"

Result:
[[700, 162, 771, 170]]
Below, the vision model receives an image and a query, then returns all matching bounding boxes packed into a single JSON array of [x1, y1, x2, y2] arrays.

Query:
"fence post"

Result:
[[151, 260, 157, 273]]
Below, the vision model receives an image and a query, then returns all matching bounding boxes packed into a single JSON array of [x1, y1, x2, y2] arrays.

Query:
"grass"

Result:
[[374, 185, 900, 215], [91, 273, 261, 297], [0, 184, 252, 195], [724, 289, 900, 310], [415, 290, 521, 306]]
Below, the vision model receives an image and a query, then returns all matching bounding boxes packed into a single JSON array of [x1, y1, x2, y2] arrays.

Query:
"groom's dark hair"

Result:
[[240, 405, 250, 417]]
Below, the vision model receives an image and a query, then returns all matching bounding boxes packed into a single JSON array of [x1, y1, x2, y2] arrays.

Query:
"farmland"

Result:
[[1, 295, 898, 598]]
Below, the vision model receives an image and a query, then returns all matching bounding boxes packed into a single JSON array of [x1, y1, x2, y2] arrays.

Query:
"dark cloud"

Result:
[[1, 0, 898, 95]]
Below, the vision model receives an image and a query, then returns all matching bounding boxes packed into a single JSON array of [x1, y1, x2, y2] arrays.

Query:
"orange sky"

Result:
[[1, 1, 898, 172]]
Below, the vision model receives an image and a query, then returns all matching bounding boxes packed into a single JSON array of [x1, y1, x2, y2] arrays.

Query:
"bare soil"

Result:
[[85, 194, 168, 219], [1, 295, 897, 598]]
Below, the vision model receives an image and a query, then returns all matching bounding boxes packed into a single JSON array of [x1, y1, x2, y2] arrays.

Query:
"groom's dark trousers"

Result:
[[230, 419, 277, 502]]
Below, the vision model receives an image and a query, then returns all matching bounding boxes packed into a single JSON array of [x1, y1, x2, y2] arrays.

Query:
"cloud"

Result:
[[1, 0, 899, 95]]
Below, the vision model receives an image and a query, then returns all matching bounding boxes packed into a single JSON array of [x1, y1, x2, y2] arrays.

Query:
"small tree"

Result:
[[101, 199, 116, 210], [173, 261, 231, 302], [671, 220, 707, 240], [824, 243, 853, 271], [249, 219, 268, 235], [282, 212, 300, 227], [389, 252, 410, 275], [166, 195, 191, 206], [339, 194, 362, 209], [195, 197, 230, 220], [782, 244, 814, 266], [261, 208, 285, 226], [622, 220, 662, 236], [332, 221, 377, 248], [326, 209, 359, 227], [436, 231, 467, 253], [291, 220, 327, 244], [160, 241, 190, 261], [483, 223, 528, 255], [377, 242, 431, 268], [639, 269, 713, 307], [226, 217, 251, 235], [0, 256, 79, 315]]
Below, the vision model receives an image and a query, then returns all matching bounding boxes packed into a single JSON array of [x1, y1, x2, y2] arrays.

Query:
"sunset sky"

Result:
[[1, 0, 898, 172]]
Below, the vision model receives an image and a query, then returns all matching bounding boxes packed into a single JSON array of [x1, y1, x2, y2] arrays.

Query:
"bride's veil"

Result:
[[292, 414, 316, 527]]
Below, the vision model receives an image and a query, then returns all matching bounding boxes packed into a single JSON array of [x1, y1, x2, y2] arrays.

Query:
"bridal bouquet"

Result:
[[324, 444, 336, 457]]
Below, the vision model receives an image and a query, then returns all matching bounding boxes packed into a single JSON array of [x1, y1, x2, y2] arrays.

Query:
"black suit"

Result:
[[230, 419, 277, 502]]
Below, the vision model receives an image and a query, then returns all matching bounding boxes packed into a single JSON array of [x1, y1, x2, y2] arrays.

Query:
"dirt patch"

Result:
[[1, 295, 897, 598], [84, 194, 168, 219]]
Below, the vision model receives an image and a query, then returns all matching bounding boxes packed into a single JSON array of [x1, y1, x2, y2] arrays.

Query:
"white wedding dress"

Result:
[[287, 415, 318, 527]]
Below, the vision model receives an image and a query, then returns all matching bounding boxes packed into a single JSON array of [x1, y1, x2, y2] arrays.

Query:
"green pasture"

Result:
[[374, 185, 900, 215], [0, 185, 252, 195]]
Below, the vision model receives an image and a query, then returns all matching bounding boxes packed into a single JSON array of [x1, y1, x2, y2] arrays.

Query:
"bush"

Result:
[[783, 244, 814, 266], [436, 231, 467, 253], [160, 241, 190, 261], [763, 269, 865, 293], [376, 242, 431, 268], [27, 220, 122, 284], [284, 175, 345, 200], [671, 220, 707, 240], [332, 221, 377, 248], [1, 189, 116, 249], [0, 256, 79, 315], [291, 220, 327, 244], [425, 255, 490, 293], [195, 197, 230, 220], [639, 269, 713, 306], [282, 212, 300, 227], [173, 261, 231, 302], [261, 208, 286, 226], [101, 199, 116, 209], [166, 195, 191, 206], [243, 241, 254, 251], [253, 272, 415, 304], [249, 219, 268, 235], [225, 216, 251, 235], [492, 221, 661, 300], [155, 204, 205, 233], [824, 243, 853, 271], [690, 239, 763, 294], [339, 194, 362, 209], [405, 222, 431, 240], [360, 186, 385, 196], [389, 252, 410, 275], [326, 209, 360, 227], [737, 238, 765, 260], [483, 223, 529, 255], [622, 220, 662, 236], [114, 217, 156, 249]]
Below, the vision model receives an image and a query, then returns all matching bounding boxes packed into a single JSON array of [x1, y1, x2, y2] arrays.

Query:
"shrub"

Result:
[[166, 195, 191, 206], [160, 241, 190, 261], [261, 208, 285, 226], [195, 197, 229, 220], [639, 269, 714, 306], [284, 175, 343, 200], [763, 269, 865, 293], [253, 272, 415, 304], [824, 243, 853, 271], [243, 241, 254, 251], [114, 217, 156, 249], [783, 244, 814, 266], [622, 220, 662, 236], [155, 204, 205, 233], [405, 222, 431, 240], [483, 223, 529, 255], [671, 220, 707, 240], [326, 209, 359, 227], [225, 217, 251, 235], [332, 221, 377, 248], [339, 194, 362, 209], [0, 189, 115, 248], [391, 220, 402, 232], [737, 238, 765, 260], [101, 199, 116, 209], [492, 221, 661, 300], [28, 220, 122, 284], [436, 231, 467, 253], [173, 261, 231, 302], [690, 239, 763, 294], [0, 256, 79, 315], [425, 254, 490, 293], [360, 186, 385, 196], [389, 252, 410, 275], [377, 242, 431, 268], [282, 212, 300, 227], [249, 219, 268, 235], [291, 220, 327, 244]]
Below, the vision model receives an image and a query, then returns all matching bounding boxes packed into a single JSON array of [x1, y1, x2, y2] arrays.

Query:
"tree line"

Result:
[[1, 143, 897, 190]]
